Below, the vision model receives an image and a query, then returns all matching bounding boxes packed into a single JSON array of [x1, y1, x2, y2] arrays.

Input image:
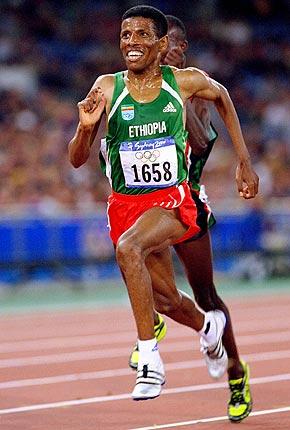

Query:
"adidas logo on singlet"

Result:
[[163, 102, 176, 113]]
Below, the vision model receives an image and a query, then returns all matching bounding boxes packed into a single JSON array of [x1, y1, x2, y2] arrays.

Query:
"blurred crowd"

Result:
[[0, 0, 289, 216]]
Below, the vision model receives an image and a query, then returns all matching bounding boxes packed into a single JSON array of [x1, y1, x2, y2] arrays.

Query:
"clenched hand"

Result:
[[77, 87, 106, 127], [236, 161, 259, 199]]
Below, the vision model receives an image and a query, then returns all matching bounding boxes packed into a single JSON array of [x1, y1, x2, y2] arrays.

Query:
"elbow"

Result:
[[69, 152, 85, 168], [70, 158, 82, 168]]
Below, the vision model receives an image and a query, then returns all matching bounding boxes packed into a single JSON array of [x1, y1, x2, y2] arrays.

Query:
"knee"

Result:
[[153, 290, 182, 315], [115, 235, 142, 272]]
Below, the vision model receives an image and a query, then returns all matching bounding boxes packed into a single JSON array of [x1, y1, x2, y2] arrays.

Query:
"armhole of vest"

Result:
[[209, 122, 219, 141], [162, 65, 182, 97]]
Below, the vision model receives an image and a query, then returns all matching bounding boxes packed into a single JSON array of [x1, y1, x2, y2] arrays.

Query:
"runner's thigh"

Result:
[[120, 206, 188, 254]]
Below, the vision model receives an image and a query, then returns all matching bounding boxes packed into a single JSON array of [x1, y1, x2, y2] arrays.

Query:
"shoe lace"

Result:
[[229, 381, 244, 405]]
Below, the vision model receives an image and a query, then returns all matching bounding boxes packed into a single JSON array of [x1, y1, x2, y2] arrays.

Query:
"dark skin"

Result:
[[68, 16, 258, 351], [150, 21, 251, 379], [174, 236, 241, 378], [164, 26, 212, 156]]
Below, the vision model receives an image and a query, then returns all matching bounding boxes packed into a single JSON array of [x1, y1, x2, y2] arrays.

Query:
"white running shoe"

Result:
[[132, 358, 165, 400], [200, 310, 228, 379]]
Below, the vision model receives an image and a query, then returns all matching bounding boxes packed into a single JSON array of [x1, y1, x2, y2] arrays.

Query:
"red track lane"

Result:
[[0, 293, 290, 429]]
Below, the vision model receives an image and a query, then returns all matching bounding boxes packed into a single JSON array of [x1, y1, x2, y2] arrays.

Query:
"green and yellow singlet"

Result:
[[100, 65, 188, 195]]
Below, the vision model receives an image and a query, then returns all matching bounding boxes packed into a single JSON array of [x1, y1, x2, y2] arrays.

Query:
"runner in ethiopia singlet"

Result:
[[100, 65, 204, 244], [101, 65, 188, 194]]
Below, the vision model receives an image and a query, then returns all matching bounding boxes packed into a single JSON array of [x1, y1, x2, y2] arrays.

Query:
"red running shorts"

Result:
[[107, 181, 201, 245]]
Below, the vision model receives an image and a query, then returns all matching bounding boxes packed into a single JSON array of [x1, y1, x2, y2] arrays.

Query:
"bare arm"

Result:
[[68, 75, 113, 168], [68, 88, 106, 167], [186, 99, 211, 156], [164, 48, 211, 156], [176, 68, 259, 199]]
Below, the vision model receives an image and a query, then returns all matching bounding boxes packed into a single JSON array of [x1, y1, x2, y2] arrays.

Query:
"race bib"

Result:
[[119, 136, 178, 188]]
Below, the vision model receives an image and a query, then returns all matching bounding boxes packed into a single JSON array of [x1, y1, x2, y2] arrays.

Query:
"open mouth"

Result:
[[127, 50, 144, 61]]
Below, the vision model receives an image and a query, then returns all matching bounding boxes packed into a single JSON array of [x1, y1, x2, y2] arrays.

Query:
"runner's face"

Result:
[[120, 17, 164, 72], [162, 26, 187, 67], [167, 27, 184, 51]]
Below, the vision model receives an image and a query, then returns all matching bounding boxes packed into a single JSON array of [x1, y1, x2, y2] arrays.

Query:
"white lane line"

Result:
[[0, 373, 290, 415], [2, 330, 290, 369], [128, 406, 290, 430], [1, 316, 290, 353], [1, 349, 290, 389], [1, 303, 290, 344], [0, 331, 136, 353]]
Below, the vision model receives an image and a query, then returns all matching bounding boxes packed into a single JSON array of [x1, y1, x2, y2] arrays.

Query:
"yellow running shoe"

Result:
[[128, 313, 167, 370], [228, 360, 253, 422]]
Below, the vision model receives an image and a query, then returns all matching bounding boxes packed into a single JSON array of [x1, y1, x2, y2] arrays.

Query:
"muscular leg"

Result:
[[116, 206, 204, 341], [117, 260, 159, 326], [174, 232, 243, 379], [145, 247, 204, 330]]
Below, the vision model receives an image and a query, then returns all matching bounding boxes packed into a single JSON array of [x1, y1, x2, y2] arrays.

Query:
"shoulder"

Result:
[[173, 67, 211, 99], [90, 74, 118, 107], [92, 74, 115, 92], [173, 67, 209, 83]]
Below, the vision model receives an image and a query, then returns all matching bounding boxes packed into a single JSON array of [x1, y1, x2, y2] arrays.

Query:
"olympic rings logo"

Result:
[[135, 150, 160, 163]]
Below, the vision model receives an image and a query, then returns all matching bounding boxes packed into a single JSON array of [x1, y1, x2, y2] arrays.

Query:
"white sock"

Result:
[[198, 311, 217, 345], [138, 338, 159, 364]]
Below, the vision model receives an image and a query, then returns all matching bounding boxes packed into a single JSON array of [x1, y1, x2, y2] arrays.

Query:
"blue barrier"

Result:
[[0, 215, 113, 265], [0, 210, 265, 284], [210, 210, 263, 253]]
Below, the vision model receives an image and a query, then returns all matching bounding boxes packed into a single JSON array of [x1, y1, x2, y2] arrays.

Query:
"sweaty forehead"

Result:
[[121, 16, 156, 33]]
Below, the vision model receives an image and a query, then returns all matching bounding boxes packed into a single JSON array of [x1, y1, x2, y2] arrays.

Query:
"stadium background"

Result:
[[0, 0, 289, 310]]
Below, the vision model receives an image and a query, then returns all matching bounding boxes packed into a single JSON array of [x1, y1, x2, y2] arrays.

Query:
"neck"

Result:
[[127, 64, 162, 90]]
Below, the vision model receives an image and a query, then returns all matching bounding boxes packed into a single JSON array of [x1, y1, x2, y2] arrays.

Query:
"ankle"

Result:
[[227, 359, 244, 380], [199, 311, 218, 345], [138, 338, 159, 365]]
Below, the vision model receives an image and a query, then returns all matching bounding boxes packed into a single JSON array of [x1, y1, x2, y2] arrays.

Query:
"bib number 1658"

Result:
[[132, 162, 172, 183]]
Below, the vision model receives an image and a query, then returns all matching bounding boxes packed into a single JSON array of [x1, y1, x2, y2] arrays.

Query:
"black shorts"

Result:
[[184, 186, 216, 242]]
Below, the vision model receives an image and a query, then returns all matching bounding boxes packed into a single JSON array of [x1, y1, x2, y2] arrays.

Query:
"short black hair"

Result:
[[122, 5, 168, 39], [166, 15, 187, 40]]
